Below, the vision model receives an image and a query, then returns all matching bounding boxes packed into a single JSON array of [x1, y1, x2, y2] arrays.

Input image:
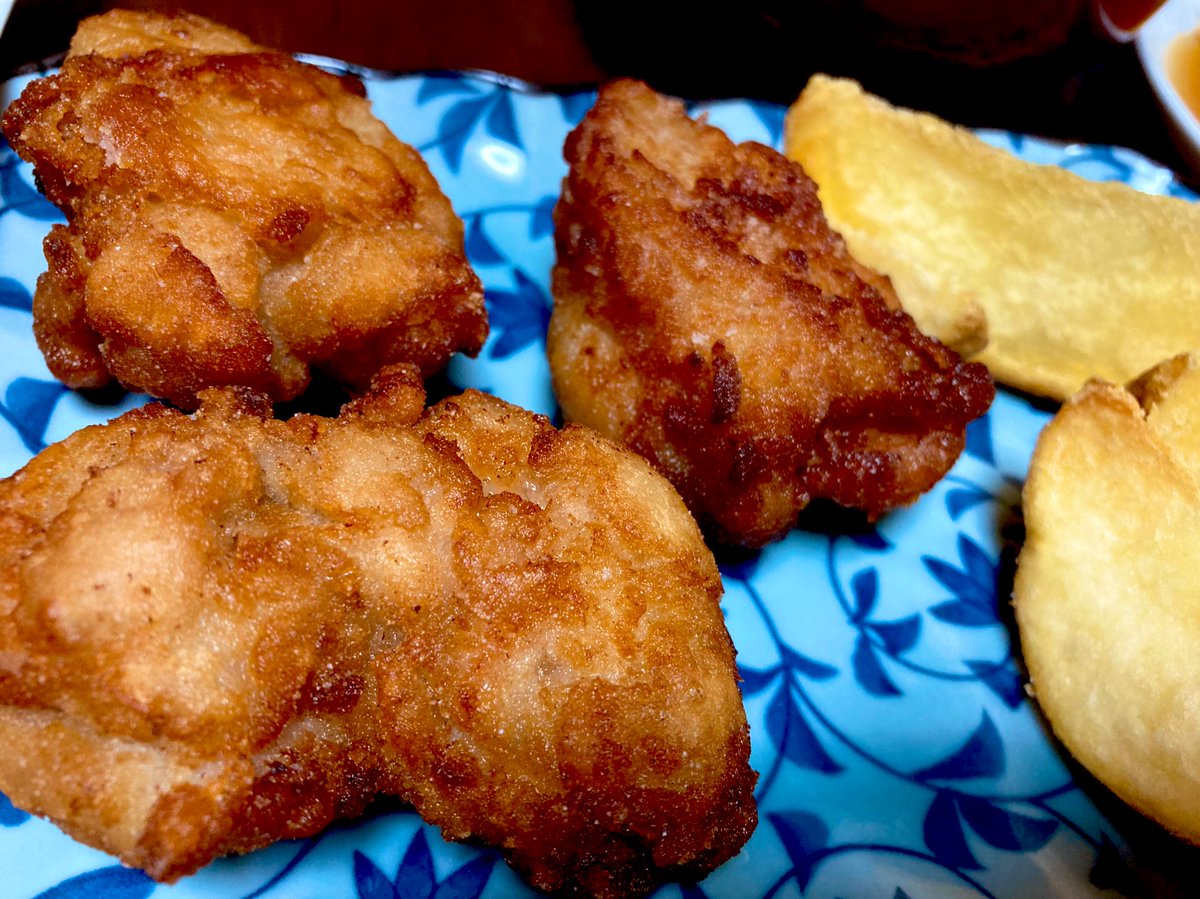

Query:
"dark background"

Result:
[[0, 0, 1190, 179]]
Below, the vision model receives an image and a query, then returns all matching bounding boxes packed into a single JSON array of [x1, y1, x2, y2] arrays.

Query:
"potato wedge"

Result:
[[785, 75, 1200, 400], [1014, 353, 1200, 841]]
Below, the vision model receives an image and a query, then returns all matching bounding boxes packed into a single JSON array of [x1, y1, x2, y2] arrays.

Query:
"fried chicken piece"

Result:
[[548, 80, 994, 547], [1, 11, 486, 408], [0, 365, 755, 896]]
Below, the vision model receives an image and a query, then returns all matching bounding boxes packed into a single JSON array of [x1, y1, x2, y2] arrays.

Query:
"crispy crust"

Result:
[[0, 364, 754, 895], [1014, 356, 1200, 845], [1, 11, 486, 408], [785, 74, 1200, 400], [549, 79, 993, 547]]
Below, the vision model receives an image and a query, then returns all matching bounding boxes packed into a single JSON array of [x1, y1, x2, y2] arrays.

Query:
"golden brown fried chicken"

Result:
[[548, 79, 994, 547], [0, 365, 755, 896], [1, 11, 486, 408]]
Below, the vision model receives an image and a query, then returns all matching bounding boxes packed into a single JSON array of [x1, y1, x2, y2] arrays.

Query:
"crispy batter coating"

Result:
[[785, 75, 1200, 399], [1, 11, 486, 408], [0, 365, 755, 896], [1015, 354, 1200, 844], [548, 80, 994, 547]]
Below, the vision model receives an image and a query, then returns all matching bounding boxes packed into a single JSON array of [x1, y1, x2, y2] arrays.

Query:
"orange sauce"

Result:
[[1167, 27, 1200, 122]]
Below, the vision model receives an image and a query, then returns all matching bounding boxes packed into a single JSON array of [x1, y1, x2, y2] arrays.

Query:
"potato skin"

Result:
[[550, 79, 993, 547], [1, 11, 486, 408]]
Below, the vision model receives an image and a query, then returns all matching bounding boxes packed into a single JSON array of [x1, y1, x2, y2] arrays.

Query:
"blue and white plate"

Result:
[[0, 66, 1194, 899]]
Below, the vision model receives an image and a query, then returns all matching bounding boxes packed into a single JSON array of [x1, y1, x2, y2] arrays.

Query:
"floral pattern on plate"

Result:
[[0, 65, 1190, 898]]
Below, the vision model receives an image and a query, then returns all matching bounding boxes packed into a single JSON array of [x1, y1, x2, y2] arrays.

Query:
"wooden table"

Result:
[[0, 0, 1189, 179]]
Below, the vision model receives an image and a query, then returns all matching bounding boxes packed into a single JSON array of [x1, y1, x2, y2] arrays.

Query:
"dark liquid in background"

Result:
[[574, 0, 1185, 178]]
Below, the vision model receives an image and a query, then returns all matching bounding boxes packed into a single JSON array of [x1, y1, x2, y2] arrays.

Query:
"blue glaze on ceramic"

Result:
[[0, 66, 1187, 897]]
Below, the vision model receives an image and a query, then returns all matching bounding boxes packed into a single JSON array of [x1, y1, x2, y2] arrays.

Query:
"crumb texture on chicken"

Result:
[[1, 10, 486, 408], [548, 79, 994, 547], [0, 364, 755, 896]]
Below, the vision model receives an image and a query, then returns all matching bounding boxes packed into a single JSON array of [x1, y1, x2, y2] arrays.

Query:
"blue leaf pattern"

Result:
[[849, 567, 878, 620], [964, 414, 995, 464], [945, 486, 992, 521], [3, 378, 67, 453], [766, 685, 842, 773], [928, 596, 997, 627], [751, 103, 786, 147], [464, 217, 506, 266], [394, 830, 437, 898], [484, 92, 519, 146], [922, 791, 981, 870], [925, 535, 998, 627], [852, 634, 901, 697], [0, 792, 29, 826], [0, 276, 32, 311], [737, 663, 780, 696], [434, 95, 494, 172], [967, 660, 1026, 709], [529, 194, 556, 240], [914, 714, 1005, 782], [847, 529, 890, 550], [558, 91, 596, 126], [432, 855, 496, 899], [957, 796, 1059, 852], [416, 76, 483, 103], [485, 267, 550, 359], [0, 69, 1154, 899], [354, 851, 398, 899], [32, 866, 155, 899], [354, 831, 493, 899], [1062, 149, 1132, 182], [868, 615, 921, 655], [768, 810, 829, 891], [781, 645, 838, 681], [1, 155, 63, 222], [718, 554, 760, 583]]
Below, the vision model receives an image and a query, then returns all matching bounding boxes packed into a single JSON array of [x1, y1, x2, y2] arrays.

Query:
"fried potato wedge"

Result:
[[784, 75, 1200, 400], [1014, 353, 1200, 841]]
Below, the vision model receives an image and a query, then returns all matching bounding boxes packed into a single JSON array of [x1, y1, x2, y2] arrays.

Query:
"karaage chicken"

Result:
[[548, 79, 994, 547], [1, 11, 486, 408], [0, 365, 755, 896]]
